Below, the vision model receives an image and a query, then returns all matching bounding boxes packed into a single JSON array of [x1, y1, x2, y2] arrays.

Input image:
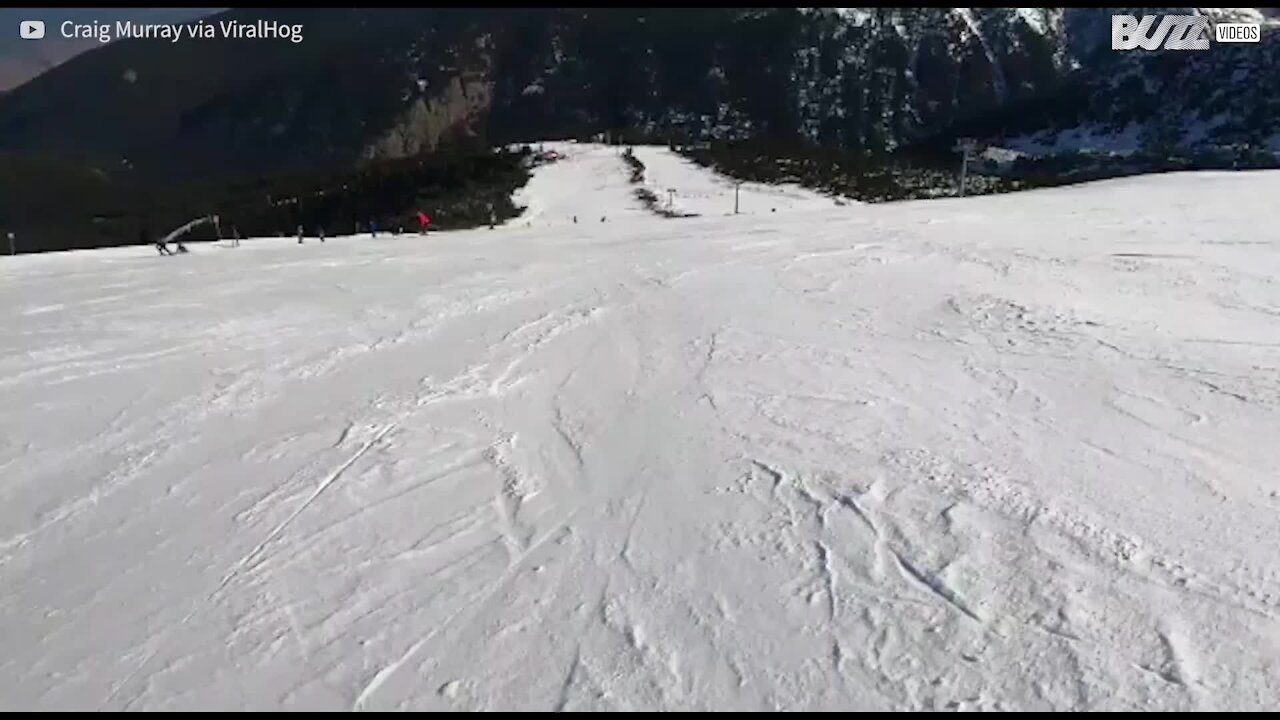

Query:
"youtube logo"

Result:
[[20, 20, 45, 40]]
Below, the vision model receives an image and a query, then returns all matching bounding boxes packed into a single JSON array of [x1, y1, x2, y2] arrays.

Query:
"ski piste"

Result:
[[2, 143, 1279, 711]]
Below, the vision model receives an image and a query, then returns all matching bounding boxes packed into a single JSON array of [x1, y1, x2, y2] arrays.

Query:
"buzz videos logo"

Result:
[[20, 20, 45, 40], [1112, 14, 1262, 51]]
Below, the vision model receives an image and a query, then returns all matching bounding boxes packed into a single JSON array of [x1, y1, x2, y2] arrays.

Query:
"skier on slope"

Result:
[[144, 221, 170, 256], [417, 210, 431, 235]]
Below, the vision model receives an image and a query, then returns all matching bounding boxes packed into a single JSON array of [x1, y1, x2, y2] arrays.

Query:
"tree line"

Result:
[[1, 144, 533, 254]]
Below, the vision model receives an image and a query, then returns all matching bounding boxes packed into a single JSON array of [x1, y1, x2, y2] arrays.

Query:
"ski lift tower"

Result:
[[954, 137, 982, 197]]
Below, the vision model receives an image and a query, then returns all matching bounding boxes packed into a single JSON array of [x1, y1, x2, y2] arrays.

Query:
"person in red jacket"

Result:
[[417, 211, 431, 235]]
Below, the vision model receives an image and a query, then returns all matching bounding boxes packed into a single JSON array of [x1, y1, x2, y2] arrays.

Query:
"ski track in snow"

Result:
[[2, 143, 1280, 710]]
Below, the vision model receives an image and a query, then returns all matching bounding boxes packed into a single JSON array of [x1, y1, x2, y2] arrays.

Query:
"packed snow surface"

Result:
[[3, 143, 1280, 711]]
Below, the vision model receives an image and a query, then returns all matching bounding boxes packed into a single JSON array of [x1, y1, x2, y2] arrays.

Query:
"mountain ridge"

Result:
[[1, 7, 1277, 252], [2, 8, 1271, 180]]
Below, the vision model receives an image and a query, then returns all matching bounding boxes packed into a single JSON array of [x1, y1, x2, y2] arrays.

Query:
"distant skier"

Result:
[[370, 219, 378, 237], [417, 210, 431, 235], [232, 225, 241, 247], [297, 224, 304, 244], [144, 221, 171, 256], [318, 226, 325, 243]]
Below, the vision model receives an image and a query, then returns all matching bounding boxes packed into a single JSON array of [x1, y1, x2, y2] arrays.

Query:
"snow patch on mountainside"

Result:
[[1004, 123, 1144, 157], [953, 8, 1009, 102], [1014, 7, 1050, 35]]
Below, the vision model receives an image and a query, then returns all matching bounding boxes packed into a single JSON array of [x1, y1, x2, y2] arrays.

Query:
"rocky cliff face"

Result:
[[991, 14, 1280, 158], [486, 7, 1276, 156], [364, 75, 494, 161]]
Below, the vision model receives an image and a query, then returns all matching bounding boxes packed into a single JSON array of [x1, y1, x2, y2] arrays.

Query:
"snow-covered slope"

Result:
[[629, 145, 848, 217], [510, 143, 651, 227], [511, 142, 843, 224], [3, 149, 1280, 711]]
